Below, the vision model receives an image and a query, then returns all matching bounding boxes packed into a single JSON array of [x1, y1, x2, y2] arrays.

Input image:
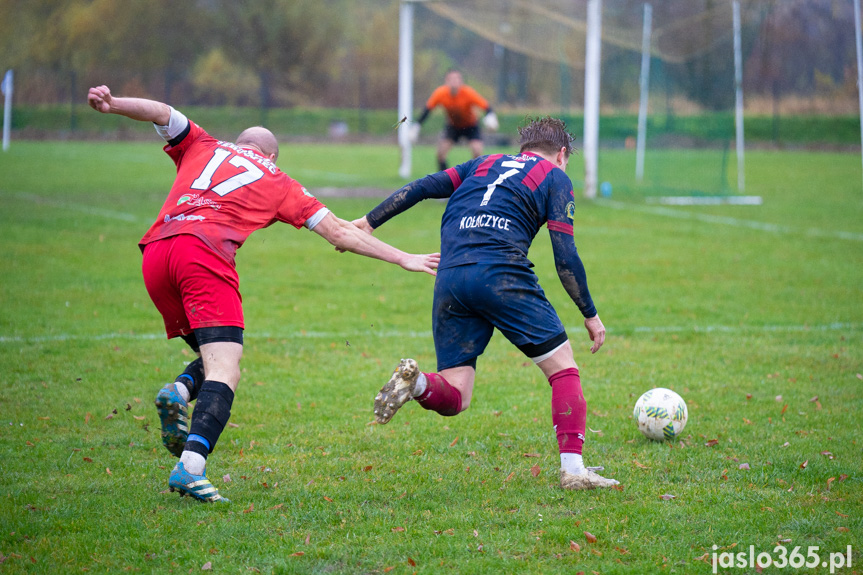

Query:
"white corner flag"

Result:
[[2, 69, 12, 151]]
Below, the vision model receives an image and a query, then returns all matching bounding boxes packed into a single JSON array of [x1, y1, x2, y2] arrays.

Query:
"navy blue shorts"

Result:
[[444, 124, 481, 143], [432, 263, 568, 371]]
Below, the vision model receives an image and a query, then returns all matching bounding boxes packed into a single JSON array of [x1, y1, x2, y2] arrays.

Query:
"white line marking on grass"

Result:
[[6, 192, 147, 223], [646, 195, 763, 205], [623, 322, 862, 334], [597, 198, 863, 242], [3, 323, 859, 345]]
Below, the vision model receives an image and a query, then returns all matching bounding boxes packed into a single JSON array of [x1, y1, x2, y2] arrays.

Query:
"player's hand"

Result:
[[335, 216, 375, 253], [483, 111, 499, 131], [400, 253, 440, 276], [87, 85, 113, 113], [584, 314, 605, 354], [408, 123, 421, 144], [351, 216, 375, 235]]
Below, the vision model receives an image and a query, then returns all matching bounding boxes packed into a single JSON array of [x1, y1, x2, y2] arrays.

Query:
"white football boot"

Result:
[[374, 359, 419, 424], [560, 469, 620, 490]]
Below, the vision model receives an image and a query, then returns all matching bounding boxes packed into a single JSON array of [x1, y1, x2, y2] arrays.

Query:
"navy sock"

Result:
[[184, 380, 234, 454], [175, 357, 205, 401]]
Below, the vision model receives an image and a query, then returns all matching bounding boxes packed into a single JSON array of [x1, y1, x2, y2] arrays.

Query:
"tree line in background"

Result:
[[0, 0, 859, 115]]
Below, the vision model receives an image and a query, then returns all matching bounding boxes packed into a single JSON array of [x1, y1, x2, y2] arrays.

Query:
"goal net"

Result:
[[412, 0, 769, 198]]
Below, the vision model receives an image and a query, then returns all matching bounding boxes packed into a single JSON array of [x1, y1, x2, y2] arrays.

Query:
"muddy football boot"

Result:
[[155, 382, 189, 457], [168, 462, 229, 503], [374, 359, 419, 424], [560, 469, 620, 490]]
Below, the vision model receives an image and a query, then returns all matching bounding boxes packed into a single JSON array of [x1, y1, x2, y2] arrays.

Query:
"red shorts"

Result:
[[141, 234, 244, 339]]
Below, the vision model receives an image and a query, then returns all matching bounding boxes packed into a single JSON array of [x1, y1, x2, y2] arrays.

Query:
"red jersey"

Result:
[[426, 85, 489, 129], [139, 121, 326, 264]]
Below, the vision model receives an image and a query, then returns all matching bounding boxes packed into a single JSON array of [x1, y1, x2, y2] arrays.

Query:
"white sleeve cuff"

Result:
[[153, 107, 190, 143], [304, 207, 330, 230]]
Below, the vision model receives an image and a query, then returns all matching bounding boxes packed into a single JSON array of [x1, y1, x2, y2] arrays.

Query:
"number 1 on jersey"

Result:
[[480, 161, 525, 206]]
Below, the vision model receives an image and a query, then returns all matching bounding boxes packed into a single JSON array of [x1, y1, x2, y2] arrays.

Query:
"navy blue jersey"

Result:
[[437, 152, 573, 269], [365, 152, 597, 318]]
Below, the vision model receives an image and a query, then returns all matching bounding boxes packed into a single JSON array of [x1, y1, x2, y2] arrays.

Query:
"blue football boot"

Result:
[[168, 462, 230, 503], [155, 382, 189, 457]]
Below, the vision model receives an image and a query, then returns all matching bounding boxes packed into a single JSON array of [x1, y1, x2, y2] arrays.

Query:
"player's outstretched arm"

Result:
[[312, 212, 439, 275], [87, 85, 171, 125], [364, 172, 455, 230]]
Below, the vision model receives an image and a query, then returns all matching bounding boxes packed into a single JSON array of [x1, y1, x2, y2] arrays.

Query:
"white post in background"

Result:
[[2, 69, 12, 152], [732, 0, 745, 192], [635, 3, 652, 183], [398, 1, 415, 179], [854, 0, 863, 190], [583, 0, 602, 199]]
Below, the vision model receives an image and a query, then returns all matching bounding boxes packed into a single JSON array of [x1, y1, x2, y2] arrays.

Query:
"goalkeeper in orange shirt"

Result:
[[410, 69, 499, 171]]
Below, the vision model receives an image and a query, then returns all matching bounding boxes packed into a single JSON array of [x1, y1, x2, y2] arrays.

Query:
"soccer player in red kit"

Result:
[[410, 69, 499, 171], [87, 85, 439, 503]]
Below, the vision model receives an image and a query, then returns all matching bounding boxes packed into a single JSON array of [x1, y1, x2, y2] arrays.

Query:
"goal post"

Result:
[[2, 69, 12, 152]]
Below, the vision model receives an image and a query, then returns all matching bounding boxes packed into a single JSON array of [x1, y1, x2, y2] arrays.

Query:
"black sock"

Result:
[[185, 380, 234, 454], [438, 159, 447, 171], [175, 357, 204, 401]]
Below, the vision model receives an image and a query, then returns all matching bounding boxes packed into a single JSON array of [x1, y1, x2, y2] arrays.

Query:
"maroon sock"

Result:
[[549, 367, 587, 455], [415, 372, 463, 416]]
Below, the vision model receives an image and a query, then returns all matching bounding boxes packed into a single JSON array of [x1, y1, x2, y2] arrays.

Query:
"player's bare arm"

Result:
[[312, 212, 439, 275], [87, 85, 171, 125]]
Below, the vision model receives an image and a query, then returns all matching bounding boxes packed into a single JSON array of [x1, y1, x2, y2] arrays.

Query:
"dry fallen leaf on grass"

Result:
[[584, 531, 597, 543], [704, 439, 719, 447], [739, 463, 750, 470], [202, 561, 212, 570], [530, 465, 541, 477], [799, 460, 808, 469], [570, 540, 581, 552], [659, 494, 676, 500]]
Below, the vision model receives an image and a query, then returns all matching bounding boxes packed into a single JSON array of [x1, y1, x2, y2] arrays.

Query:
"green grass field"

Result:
[[0, 139, 861, 574]]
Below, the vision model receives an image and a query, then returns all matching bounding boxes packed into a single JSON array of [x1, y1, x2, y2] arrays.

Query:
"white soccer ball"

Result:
[[632, 388, 688, 441]]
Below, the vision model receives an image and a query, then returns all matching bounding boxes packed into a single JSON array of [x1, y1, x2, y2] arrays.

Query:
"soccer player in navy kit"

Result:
[[355, 116, 618, 490]]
